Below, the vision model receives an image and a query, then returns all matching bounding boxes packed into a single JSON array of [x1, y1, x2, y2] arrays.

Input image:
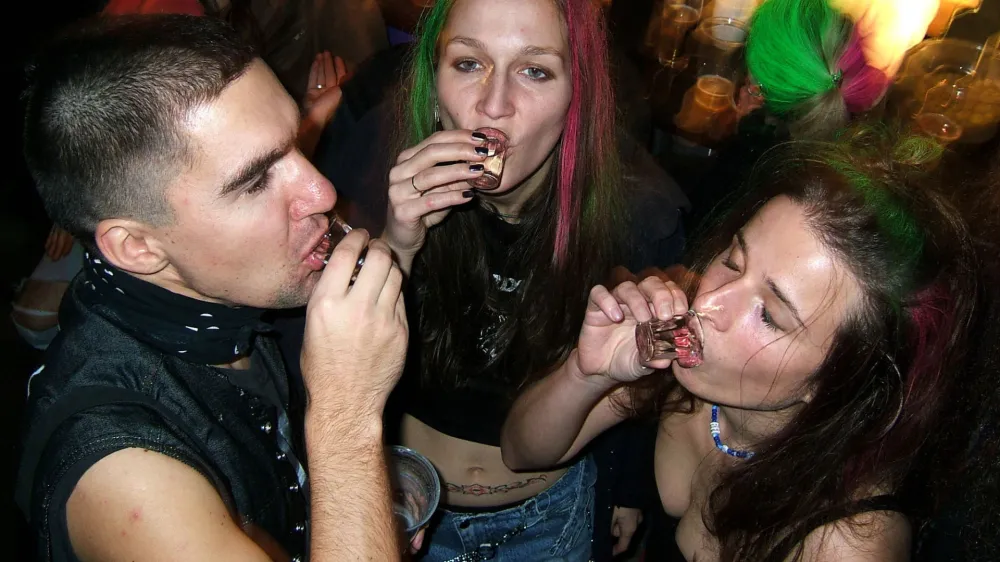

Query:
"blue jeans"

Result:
[[420, 456, 596, 562]]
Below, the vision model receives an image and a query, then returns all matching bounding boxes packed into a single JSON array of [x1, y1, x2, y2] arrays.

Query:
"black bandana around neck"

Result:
[[77, 250, 272, 365]]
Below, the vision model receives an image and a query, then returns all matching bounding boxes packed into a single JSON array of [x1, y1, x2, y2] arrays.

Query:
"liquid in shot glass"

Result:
[[635, 310, 705, 368], [320, 213, 365, 283], [468, 127, 509, 191]]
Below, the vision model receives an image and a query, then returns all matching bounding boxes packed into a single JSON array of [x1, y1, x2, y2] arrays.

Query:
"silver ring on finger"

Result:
[[411, 175, 423, 195], [315, 83, 324, 89]]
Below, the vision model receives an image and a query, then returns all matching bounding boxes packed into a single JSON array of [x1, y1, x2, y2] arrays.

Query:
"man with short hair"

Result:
[[16, 14, 407, 561]]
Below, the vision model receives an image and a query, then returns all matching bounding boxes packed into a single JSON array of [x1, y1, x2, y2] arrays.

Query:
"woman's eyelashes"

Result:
[[720, 246, 781, 332], [451, 58, 554, 82]]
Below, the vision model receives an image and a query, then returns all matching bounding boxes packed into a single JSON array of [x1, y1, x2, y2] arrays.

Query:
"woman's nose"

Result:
[[691, 288, 733, 333], [476, 71, 515, 121]]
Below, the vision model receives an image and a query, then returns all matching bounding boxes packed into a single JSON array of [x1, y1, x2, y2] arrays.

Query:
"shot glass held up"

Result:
[[468, 127, 509, 191], [320, 213, 365, 284], [636, 310, 705, 368]]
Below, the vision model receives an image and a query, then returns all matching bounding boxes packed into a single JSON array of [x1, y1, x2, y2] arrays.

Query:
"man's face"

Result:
[[153, 60, 336, 308]]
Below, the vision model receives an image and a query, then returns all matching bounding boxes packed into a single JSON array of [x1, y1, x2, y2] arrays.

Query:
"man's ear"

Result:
[[94, 219, 170, 275]]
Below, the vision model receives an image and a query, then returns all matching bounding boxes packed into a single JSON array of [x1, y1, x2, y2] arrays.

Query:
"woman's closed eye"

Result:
[[721, 247, 782, 331], [760, 306, 779, 331], [721, 246, 740, 272]]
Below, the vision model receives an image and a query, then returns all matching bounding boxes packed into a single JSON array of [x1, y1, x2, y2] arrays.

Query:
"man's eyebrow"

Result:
[[219, 136, 295, 197]]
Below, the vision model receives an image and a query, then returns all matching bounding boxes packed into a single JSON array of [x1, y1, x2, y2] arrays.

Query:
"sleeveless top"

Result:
[[16, 276, 309, 561]]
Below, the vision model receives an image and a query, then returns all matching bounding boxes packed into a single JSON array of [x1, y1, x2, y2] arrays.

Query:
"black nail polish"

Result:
[[470, 164, 485, 172], [472, 132, 487, 141], [462, 190, 474, 198], [475, 146, 489, 155]]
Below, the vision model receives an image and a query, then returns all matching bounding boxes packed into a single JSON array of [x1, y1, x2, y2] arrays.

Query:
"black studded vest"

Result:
[[16, 276, 309, 561]]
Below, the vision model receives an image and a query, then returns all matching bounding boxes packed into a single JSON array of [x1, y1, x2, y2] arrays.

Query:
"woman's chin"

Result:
[[671, 360, 708, 396]]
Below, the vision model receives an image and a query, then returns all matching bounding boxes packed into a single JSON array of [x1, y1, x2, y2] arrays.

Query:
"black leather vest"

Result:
[[16, 278, 308, 561]]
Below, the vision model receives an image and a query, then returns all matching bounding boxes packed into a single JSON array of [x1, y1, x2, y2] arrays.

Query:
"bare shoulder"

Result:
[[792, 509, 911, 562], [67, 447, 272, 562]]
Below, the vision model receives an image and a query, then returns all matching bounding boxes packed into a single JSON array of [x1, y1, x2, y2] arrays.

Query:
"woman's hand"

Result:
[[611, 506, 644, 556], [576, 276, 689, 383], [382, 129, 487, 273], [408, 528, 425, 555], [44, 225, 75, 261], [299, 51, 350, 158], [303, 51, 349, 124]]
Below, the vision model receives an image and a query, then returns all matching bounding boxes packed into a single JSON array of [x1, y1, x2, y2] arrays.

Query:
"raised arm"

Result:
[[300, 230, 409, 560], [501, 349, 628, 470], [502, 276, 689, 471]]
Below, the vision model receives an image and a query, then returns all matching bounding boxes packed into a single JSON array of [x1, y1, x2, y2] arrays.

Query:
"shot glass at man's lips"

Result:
[[468, 127, 509, 191], [635, 310, 705, 368], [319, 213, 366, 283]]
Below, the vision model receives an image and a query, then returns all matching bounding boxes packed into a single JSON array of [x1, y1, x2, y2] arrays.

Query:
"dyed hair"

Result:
[[399, 0, 627, 391], [909, 149, 1000, 562], [23, 14, 256, 249], [628, 125, 976, 561], [746, 0, 891, 139]]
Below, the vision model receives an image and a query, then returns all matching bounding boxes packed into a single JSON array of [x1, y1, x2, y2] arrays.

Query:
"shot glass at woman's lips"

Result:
[[635, 310, 706, 368], [468, 127, 509, 191]]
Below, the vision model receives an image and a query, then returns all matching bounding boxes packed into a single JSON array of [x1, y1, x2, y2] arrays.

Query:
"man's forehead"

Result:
[[167, 62, 298, 193], [177, 63, 297, 158]]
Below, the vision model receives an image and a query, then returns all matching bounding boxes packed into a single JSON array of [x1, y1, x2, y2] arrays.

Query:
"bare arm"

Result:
[[501, 351, 627, 470], [299, 231, 409, 560], [306, 409, 399, 560], [67, 448, 276, 562], [502, 276, 690, 472], [67, 423, 401, 562]]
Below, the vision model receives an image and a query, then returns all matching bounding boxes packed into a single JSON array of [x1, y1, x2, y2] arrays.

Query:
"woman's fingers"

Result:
[[612, 281, 654, 323], [394, 129, 486, 165], [637, 276, 688, 320]]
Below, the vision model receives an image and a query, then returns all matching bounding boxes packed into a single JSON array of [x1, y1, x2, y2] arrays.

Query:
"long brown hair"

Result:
[[909, 147, 1000, 561], [629, 125, 977, 561]]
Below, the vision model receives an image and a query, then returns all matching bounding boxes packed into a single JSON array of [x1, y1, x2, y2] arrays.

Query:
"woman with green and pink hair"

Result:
[[378, 0, 688, 559], [690, 0, 918, 230]]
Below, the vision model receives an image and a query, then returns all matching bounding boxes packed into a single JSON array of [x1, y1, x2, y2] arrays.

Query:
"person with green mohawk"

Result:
[[687, 0, 934, 228], [744, 0, 894, 138]]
